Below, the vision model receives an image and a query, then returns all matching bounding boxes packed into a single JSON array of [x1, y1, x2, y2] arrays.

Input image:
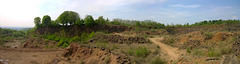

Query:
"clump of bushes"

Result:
[[162, 35, 176, 46], [126, 47, 151, 57], [43, 32, 95, 48], [150, 57, 166, 64], [204, 32, 213, 40]]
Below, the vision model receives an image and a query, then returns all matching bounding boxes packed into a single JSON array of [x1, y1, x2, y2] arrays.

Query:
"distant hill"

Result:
[[0, 26, 33, 30]]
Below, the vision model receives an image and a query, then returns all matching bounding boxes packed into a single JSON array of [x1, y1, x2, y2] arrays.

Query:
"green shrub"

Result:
[[187, 48, 192, 53], [135, 47, 150, 57], [58, 39, 65, 46], [151, 57, 166, 64], [205, 32, 213, 40], [162, 35, 175, 45], [127, 49, 134, 55], [54, 36, 61, 42], [125, 47, 150, 57]]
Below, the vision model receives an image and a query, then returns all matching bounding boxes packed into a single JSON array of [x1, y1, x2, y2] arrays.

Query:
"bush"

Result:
[[135, 47, 150, 57], [125, 47, 150, 57], [151, 57, 166, 64], [162, 35, 175, 45], [187, 48, 192, 53], [205, 32, 213, 40]]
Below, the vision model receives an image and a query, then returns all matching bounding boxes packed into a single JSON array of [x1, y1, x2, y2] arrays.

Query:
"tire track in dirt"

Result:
[[149, 37, 185, 61]]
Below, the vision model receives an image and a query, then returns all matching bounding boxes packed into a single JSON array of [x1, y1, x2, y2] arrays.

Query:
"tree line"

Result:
[[34, 11, 109, 28], [34, 11, 166, 29], [34, 11, 240, 29]]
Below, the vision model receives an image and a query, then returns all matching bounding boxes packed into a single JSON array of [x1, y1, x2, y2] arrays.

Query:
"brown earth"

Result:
[[0, 47, 63, 64], [61, 43, 131, 64], [179, 31, 205, 45], [149, 36, 186, 61], [211, 32, 233, 42], [0, 43, 132, 64]]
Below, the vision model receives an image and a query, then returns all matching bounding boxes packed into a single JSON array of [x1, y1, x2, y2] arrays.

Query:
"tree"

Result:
[[95, 16, 106, 25], [34, 17, 41, 27], [42, 15, 51, 27], [57, 11, 80, 26], [75, 18, 84, 26], [84, 15, 95, 26]]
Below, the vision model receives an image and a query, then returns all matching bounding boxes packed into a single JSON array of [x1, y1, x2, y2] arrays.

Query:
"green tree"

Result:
[[51, 20, 59, 27], [95, 16, 106, 25], [34, 17, 41, 27], [84, 15, 95, 26], [75, 18, 84, 26], [42, 15, 51, 27], [57, 11, 80, 26]]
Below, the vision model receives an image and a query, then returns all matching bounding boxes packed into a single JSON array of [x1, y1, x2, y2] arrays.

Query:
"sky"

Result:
[[0, 0, 239, 27]]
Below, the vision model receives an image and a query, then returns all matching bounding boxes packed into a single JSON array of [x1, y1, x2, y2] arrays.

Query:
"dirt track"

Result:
[[149, 37, 185, 61]]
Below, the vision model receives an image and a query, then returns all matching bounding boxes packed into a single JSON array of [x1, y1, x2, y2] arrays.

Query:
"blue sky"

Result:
[[0, 0, 239, 27]]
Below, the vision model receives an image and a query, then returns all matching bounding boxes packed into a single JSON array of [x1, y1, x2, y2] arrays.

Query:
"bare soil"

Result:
[[149, 36, 186, 61]]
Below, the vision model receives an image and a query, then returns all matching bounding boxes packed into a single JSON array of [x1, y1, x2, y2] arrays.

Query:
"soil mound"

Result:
[[62, 43, 131, 64], [179, 31, 205, 45], [211, 32, 233, 42], [93, 34, 151, 44]]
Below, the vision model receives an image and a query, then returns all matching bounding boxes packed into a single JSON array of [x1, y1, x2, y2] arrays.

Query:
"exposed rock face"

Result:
[[93, 34, 151, 44], [35, 25, 132, 37]]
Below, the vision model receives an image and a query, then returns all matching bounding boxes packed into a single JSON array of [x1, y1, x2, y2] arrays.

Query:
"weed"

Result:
[[205, 32, 213, 40], [157, 45, 160, 48], [187, 48, 191, 53], [125, 47, 150, 57], [162, 35, 175, 46]]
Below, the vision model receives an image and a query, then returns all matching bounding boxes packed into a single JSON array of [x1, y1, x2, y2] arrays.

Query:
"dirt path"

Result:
[[149, 37, 185, 61]]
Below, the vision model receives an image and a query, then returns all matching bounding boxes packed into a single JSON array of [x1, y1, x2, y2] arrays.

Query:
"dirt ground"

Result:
[[149, 36, 186, 62], [0, 47, 64, 64]]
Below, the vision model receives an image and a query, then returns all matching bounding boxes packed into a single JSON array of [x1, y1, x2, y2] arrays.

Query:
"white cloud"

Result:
[[231, 16, 239, 19], [171, 4, 200, 8]]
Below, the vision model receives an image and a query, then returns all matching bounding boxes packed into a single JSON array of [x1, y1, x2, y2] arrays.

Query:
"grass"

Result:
[[150, 57, 166, 64], [162, 35, 176, 46], [204, 32, 213, 40], [124, 47, 151, 57], [96, 42, 107, 48], [187, 48, 192, 53]]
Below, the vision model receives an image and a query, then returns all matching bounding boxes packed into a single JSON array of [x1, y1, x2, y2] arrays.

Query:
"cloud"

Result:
[[171, 4, 200, 8], [231, 16, 239, 19]]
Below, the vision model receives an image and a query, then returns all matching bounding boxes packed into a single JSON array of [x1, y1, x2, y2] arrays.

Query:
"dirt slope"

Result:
[[149, 37, 185, 61]]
